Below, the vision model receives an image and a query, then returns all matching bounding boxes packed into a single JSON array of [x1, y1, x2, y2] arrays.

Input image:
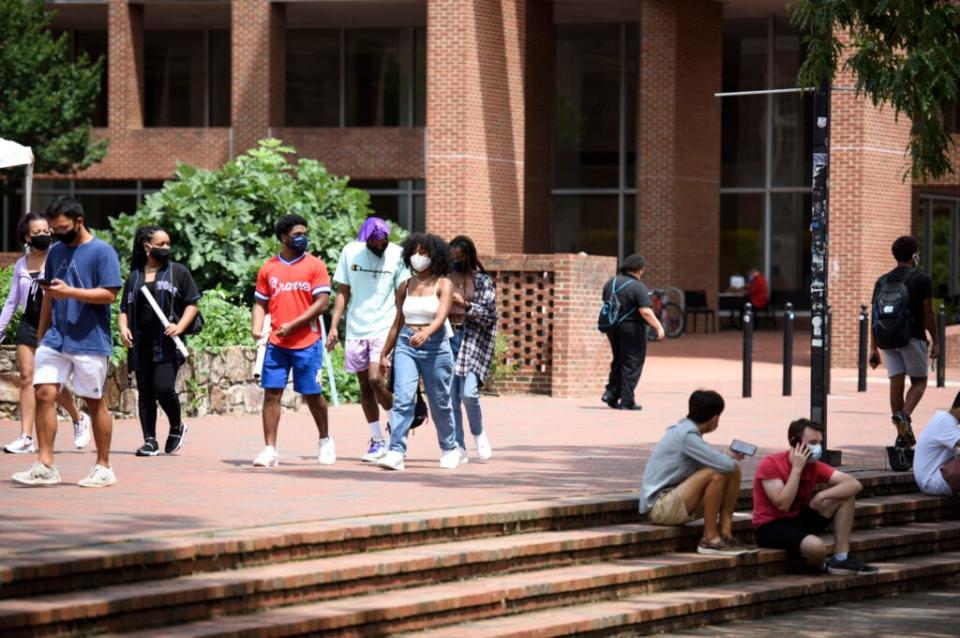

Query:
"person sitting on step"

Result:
[[639, 390, 755, 556], [913, 392, 960, 497], [752, 418, 879, 575]]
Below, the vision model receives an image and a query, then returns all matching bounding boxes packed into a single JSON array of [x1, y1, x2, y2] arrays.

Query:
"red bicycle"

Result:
[[648, 288, 685, 339]]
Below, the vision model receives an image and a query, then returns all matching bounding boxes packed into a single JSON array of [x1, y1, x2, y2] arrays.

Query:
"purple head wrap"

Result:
[[358, 217, 390, 242]]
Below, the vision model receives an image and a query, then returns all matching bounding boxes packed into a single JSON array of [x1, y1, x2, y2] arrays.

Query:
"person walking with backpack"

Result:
[[869, 236, 937, 447], [599, 254, 665, 411]]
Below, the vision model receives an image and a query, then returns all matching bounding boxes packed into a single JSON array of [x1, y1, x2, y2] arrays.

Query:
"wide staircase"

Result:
[[1, 470, 958, 637]]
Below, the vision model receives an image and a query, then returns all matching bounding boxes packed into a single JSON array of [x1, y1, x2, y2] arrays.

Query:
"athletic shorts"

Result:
[[648, 487, 705, 526], [344, 337, 386, 373], [261, 341, 323, 395], [755, 508, 832, 555], [33, 345, 109, 400], [883, 338, 929, 378]]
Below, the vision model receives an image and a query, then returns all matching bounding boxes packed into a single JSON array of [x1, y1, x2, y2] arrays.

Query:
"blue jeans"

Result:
[[388, 326, 457, 454], [449, 329, 484, 449]]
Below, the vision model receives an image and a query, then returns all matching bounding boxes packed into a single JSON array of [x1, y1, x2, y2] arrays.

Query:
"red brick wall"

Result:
[[637, 0, 722, 312], [425, 0, 527, 255], [274, 128, 425, 180], [231, 0, 283, 155], [79, 128, 231, 180], [107, 0, 143, 131], [829, 34, 913, 367]]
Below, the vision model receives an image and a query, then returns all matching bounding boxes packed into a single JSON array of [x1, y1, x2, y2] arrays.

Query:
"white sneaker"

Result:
[[361, 438, 388, 463], [4, 434, 36, 454], [318, 437, 336, 465], [377, 450, 405, 471], [475, 431, 493, 460], [439, 448, 462, 470], [77, 464, 117, 488], [458, 446, 470, 464], [12, 462, 61, 486], [73, 413, 92, 449], [253, 446, 279, 467]]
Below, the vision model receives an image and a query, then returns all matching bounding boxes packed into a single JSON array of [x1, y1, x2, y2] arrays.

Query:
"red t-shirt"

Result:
[[255, 254, 331, 350], [747, 273, 769, 309], [752, 450, 835, 527]]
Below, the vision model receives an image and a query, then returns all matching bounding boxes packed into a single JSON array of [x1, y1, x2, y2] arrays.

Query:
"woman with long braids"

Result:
[[118, 226, 201, 456], [376, 233, 460, 471], [1, 213, 90, 454], [447, 235, 496, 461]]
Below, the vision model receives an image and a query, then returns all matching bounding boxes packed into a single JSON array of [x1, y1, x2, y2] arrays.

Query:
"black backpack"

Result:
[[598, 276, 636, 334], [872, 271, 916, 350]]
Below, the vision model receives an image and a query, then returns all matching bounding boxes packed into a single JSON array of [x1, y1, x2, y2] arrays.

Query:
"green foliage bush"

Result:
[[101, 139, 373, 301]]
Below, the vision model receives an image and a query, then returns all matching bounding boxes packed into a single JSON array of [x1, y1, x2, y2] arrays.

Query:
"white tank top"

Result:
[[403, 281, 441, 325]]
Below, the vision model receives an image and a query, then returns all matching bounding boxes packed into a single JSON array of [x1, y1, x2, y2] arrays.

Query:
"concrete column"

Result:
[[426, 0, 528, 253]]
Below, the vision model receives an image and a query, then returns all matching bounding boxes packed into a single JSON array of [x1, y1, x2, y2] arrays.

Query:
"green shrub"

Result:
[[101, 138, 373, 302]]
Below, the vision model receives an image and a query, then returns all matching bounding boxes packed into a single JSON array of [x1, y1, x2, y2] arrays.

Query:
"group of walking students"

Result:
[[4, 197, 496, 487]]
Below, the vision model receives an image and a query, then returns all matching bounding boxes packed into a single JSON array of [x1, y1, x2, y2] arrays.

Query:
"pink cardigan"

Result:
[[0, 256, 38, 341]]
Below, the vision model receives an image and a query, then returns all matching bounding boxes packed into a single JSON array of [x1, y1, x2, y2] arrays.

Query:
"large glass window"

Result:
[[349, 180, 425, 232], [285, 27, 425, 127], [552, 22, 638, 260], [57, 30, 109, 128], [720, 16, 812, 307], [144, 30, 231, 127]]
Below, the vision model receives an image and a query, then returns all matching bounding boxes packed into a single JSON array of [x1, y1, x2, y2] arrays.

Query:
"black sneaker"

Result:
[[619, 404, 643, 411], [826, 555, 879, 576], [601, 392, 619, 409], [892, 410, 916, 447], [165, 424, 188, 454], [136, 438, 160, 457]]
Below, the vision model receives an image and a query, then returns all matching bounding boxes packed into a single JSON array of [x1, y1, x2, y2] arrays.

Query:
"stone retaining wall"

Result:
[[0, 346, 300, 419]]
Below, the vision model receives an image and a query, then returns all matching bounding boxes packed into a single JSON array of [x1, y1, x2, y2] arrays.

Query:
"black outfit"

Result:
[[120, 262, 201, 442], [755, 507, 832, 556], [14, 272, 43, 347], [601, 275, 653, 408], [872, 266, 933, 342]]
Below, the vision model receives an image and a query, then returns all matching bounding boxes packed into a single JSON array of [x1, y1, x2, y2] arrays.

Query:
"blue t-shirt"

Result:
[[42, 237, 123, 357]]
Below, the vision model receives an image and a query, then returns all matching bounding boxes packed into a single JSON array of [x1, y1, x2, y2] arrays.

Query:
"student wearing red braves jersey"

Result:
[[251, 214, 333, 468]]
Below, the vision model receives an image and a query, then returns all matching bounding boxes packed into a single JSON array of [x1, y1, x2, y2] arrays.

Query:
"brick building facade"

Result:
[[6, 0, 960, 390]]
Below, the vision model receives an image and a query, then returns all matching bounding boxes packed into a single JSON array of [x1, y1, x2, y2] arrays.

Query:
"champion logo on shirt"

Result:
[[268, 277, 312, 293]]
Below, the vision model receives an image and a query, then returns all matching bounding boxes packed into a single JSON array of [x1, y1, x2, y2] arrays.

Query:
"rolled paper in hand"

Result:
[[139, 285, 190, 359], [253, 314, 272, 380]]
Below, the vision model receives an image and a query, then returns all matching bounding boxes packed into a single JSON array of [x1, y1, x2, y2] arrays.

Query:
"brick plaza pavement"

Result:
[[2, 331, 958, 558]]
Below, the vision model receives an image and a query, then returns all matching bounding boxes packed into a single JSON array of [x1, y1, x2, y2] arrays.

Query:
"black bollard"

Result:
[[938, 303, 946, 388], [858, 304, 868, 392], [783, 302, 794, 396], [825, 305, 832, 395], [743, 302, 753, 398]]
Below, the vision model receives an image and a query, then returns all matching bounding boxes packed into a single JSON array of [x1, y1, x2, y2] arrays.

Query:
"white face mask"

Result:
[[410, 254, 432, 272]]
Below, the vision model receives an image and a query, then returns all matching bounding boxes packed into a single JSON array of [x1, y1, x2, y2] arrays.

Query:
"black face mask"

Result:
[[53, 226, 79, 245], [29, 234, 52, 251], [367, 242, 386, 257], [150, 247, 171, 262], [452, 262, 465, 273]]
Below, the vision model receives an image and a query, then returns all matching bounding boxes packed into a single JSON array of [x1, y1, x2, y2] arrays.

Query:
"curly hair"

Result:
[[891, 236, 919, 262], [449, 235, 486, 273], [401, 233, 453, 276], [16, 212, 48, 245], [131, 225, 165, 271], [275, 214, 308, 241]]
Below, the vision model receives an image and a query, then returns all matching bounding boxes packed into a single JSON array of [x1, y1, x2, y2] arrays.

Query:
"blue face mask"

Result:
[[807, 444, 823, 462], [287, 235, 308, 255]]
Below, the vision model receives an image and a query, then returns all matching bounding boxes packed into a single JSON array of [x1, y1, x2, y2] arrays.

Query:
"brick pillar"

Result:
[[107, 0, 144, 130], [828, 38, 912, 367], [232, 0, 285, 155], [426, 0, 527, 253], [637, 0, 721, 310], [551, 254, 618, 399]]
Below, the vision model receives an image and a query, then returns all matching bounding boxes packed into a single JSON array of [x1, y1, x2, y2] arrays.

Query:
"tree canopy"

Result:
[[0, 0, 106, 175]]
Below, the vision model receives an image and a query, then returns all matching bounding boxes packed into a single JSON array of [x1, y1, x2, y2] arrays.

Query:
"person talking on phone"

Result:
[[639, 390, 754, 556], [752, 418, 878, 575]]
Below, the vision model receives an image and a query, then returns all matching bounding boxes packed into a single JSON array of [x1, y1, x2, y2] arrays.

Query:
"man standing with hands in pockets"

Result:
[[12, 197, 123, 488]]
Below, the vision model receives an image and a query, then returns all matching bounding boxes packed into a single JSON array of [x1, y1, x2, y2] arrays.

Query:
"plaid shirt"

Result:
[[454, 272, 498, 382]]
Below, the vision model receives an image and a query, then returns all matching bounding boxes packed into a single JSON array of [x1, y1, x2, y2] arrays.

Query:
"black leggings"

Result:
[[136, 348, 182, 440]]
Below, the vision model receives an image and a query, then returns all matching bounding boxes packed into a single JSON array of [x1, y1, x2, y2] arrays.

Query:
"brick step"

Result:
[[1, 494, 954, 637], [0, 470, 921, 599], [399, 551, 960, 638], [71, 521, 960, 638]]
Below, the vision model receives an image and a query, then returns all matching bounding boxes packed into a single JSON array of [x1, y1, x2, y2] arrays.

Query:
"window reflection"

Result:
[[144, 30, 231, 127]]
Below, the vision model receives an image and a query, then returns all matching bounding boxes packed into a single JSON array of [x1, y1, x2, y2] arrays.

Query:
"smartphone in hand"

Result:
[[730, 439, 758, 457]]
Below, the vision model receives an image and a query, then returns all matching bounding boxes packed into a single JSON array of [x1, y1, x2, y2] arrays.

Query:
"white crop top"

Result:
[[403, 282, 441, 325]]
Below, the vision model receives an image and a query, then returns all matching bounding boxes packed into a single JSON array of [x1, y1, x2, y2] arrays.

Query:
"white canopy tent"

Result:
[[0, 138, 34, 216]]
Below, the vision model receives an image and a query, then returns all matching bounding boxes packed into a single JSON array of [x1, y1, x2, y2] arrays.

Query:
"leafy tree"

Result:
[[792, 1, 960, 182], [102, 139, 378, 301], [0, 0, 106, 174]]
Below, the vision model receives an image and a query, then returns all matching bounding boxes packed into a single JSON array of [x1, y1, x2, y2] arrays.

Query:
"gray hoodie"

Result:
[[639, 418, 737, 514]]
